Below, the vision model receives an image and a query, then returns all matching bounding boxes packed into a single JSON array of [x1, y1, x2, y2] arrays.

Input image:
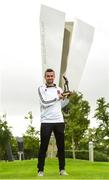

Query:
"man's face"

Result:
[[45, 71, 55, 85]]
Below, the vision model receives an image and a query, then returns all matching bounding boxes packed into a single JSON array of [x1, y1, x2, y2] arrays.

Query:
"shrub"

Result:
[[94, 151, 109, 162], [75, 150, 89, 160], [65, 150, 109, 162]]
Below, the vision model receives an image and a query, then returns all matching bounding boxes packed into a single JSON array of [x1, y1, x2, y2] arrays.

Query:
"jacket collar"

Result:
[[45, 83, 56, 88]]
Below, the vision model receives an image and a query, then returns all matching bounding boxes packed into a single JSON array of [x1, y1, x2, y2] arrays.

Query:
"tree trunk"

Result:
[[72, 136, 76, 159]]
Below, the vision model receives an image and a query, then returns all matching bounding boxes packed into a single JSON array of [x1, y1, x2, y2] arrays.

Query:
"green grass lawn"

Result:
[[0, 158, 109, 179]]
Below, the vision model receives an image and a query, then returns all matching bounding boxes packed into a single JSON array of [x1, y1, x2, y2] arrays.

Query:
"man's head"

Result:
[[44, 68, 55, 86]]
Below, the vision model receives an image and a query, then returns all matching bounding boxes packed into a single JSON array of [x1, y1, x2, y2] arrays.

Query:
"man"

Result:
[[37, 68, 69, 176]]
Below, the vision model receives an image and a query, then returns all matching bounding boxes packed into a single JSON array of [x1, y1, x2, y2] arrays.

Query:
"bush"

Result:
[[65, 150, 89, 160], [94, 151, 109, 162], [23, 136, 39, 159], [65, 150, 73, 158], [65, 150, 109, 162], [75, 150, 89, 160]]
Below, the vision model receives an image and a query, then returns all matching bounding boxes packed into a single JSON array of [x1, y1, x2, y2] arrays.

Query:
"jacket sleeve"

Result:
[[59, 88, 69, 108], [61, 98, 69, 108], [38, 87, 59, 107]]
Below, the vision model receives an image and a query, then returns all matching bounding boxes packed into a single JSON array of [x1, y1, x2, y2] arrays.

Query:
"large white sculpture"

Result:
[[40, 5, 94, 91], [40, 5, 65, 84], [61, 19, 94, 90]]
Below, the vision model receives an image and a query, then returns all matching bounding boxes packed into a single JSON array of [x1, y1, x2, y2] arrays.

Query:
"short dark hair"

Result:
[[44, 68, 54, 76]]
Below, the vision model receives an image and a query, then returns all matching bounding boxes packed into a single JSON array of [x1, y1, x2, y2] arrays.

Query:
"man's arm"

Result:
[[58, 88, 70, 108], [61, 97, 69, 108], [38, 87, 59, 107]]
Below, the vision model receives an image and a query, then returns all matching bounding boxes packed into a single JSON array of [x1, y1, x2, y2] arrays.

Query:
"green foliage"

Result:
[[0, 114, 13, 160], [94, 97, 109, 136], [0, 114, 12, 145], [23, 136, 39, 159], [10, 137, 18, 160], [78, 128, 97, 150], [75, 150, 109, 162], [94, 97, 109, 126], [63, 92, 90, 150], [65, 150, 89, 160], [65, 149, 109, 162], [23, 112, 39, 159], [94, 97, 109, 155], [94, 151, 109, 162], [75, 150, 89, 160]]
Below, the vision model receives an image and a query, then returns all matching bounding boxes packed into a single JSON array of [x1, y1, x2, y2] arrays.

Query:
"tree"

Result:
[[0, 114, 14, 161], [94, 97, 109, 130], [94, 97, 109, 154], [63, 92, 90, 158], [23, 111, 39, 159]]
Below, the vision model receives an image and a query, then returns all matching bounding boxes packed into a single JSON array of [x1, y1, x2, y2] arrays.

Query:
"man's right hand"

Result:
[[58, 94, 64, 99]]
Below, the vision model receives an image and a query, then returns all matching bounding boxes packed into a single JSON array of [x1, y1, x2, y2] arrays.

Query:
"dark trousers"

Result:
[[37, 123, 65, 171]]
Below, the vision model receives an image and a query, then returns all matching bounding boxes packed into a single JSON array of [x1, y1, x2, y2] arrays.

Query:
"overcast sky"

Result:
[[0, 0, 109, 136]]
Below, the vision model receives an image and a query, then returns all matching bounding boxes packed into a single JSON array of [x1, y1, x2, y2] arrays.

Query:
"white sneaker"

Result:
[[38, 171, 44, 176], [59, 170, 68, 176]]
